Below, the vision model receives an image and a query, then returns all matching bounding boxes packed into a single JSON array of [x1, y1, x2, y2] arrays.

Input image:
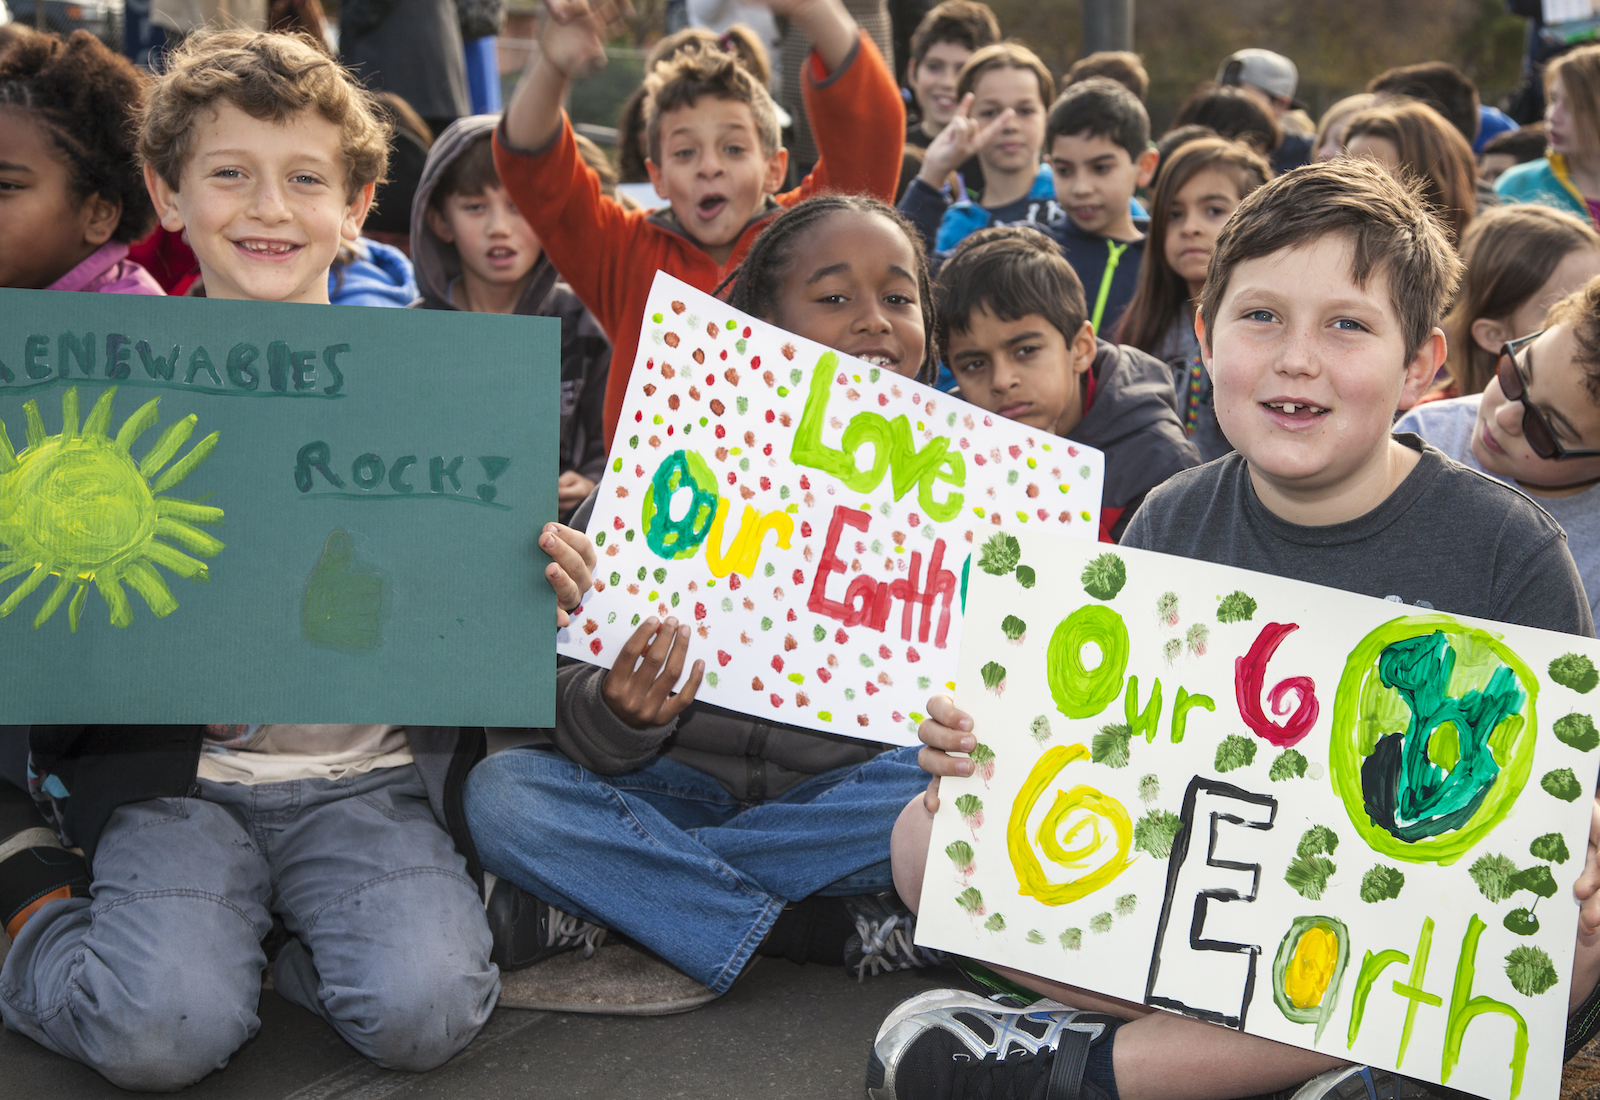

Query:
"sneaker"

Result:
[[1, 827, 89, 943], [484, 877, 608, 972], [1289, 1066, 1443, 1100], [843, 892, 946, 980], [868, 993, 1120, 1100]]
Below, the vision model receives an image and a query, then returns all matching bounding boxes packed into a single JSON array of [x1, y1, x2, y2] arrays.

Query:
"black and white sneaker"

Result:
[[1288, 1066, 1444, 1100], [1, 827, 89, 943], [842, 892, 945, 980], [868, 989, 1120, 1100], [484, 877, 608, 972]]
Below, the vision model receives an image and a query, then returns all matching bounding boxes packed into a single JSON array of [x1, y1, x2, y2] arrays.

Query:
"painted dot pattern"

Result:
[[556, 275, 1106, 742]]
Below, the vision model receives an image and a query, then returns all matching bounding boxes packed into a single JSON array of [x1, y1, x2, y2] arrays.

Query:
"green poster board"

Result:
[[0, 289, 558, 726]]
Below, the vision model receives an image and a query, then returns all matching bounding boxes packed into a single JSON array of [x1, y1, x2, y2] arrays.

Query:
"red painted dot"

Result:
[[771, 655, 784, 672], [836, 373, 848, 384], [751, 356, 760, 368], [720, 350, 728, 360], [765, 410, 775, 423], [770, 694, 784, 708], [878, 645, 892, 660], [726, 471, 737, 485], [667, 425, 674, 435], [834, 629, 848, 644], [800, 521, 812, 537], [695, 602, 707, 620], [864, 683, 880, 696], [715, 425, 726, 438], [1037, 508, 1049, 521], [787, 609, 797, 621], [718, 650, 732, 666], [613, 516, 624, 529], [792, 569, 805, 585], [763, 443, 773, 456], [646, 358, 654, 370], [760, 477, 771, 491], [908, 513, 920, 527], [799, 475, 810, 490], [817, 667, 832, 682], [589, 638, 603, 655], [728, 574, 742, 590], [743, 326, 751, 338], [906, 647, 921, 663], [878, 394, 888, 406], [706, 373, 715, 385], [635, 410, 643, 422]]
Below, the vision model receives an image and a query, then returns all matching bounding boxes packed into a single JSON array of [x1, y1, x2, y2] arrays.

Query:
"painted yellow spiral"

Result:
[[1008, 743, 1136, 905]]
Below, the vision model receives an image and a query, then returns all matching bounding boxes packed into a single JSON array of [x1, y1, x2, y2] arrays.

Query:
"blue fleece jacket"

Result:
[[329, 239, 419, 307]]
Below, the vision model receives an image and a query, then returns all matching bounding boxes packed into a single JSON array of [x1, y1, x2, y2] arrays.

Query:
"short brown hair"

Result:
[[1544, 274, 1600, 402], [646, 24, 772, 87], [429, 132, 498, 208], [1199, 157, 1463, 366], [1344, 99, 1476, 245], [644, 47, 780, 165], [1548, 44, 1600, 155], [956, 42, 1053, 111], [1066, 51, 1148, 101], [935, 226, 1086, 362], [1442, 205, 1600, 395], [139, 29, 389, 199], [908, 0, 1000, 71]]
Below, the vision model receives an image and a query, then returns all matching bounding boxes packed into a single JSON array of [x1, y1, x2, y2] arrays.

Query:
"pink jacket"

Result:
[[46, 242, 165, 296]]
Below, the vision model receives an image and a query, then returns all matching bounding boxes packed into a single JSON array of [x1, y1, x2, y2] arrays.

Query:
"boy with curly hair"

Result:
[[0, 30, 597, 1090]]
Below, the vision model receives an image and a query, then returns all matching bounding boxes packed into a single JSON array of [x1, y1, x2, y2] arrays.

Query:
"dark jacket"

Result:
[[340, 0, 469, 120], [1045, 216, 1148, 340], [1068, 339, 1202, 542], [412, 116, 611, 509], [25, 725, 486, 880], [506, 492, 892, 801]]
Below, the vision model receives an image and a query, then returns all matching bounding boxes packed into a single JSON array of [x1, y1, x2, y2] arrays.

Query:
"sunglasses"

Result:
[[1496, 331, 1600, 460]]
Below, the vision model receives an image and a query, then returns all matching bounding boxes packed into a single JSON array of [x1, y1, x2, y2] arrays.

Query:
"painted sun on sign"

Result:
[[0, 387, 224, 630]]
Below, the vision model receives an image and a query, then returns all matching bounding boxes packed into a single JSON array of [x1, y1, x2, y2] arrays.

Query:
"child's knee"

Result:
[[890, 793, 934, 913], [80, 969, 259, 1091], [343, 956, 497, 1071]]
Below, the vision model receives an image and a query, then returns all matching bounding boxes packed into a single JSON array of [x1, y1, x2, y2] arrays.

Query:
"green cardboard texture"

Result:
[[0, 289, 558, 725]]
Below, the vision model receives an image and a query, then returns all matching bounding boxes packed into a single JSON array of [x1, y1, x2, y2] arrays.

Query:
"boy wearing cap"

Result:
[[1218, 47, 1311, 172]]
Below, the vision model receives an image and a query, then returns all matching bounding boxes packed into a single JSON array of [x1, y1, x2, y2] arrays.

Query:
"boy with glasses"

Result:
[[1398, 275, 1600, 620]]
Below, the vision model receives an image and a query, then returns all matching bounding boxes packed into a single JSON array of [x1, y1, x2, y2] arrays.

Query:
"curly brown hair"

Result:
[[644, 47, 780, 165], [140, 29, 389, 199], [0, 29, 156, 243]]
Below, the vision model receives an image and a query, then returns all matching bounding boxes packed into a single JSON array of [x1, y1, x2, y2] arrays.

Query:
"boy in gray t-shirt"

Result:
[[1396, 276, 1600, 623], [878, 159, 1600, 1100]]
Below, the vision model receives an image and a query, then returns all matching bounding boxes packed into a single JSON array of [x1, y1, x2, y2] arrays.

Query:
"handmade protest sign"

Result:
[[0, 289, 558, 725], [556, 273, 1105, 745], [917, 529, 1600, 1100]]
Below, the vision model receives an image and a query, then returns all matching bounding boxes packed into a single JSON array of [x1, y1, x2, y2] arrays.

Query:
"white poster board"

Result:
[[556, 273, 1105, 744], [918, 529, 1599, 1100]]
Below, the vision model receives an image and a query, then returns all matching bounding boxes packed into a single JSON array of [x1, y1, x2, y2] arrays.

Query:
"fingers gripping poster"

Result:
[[556, 274, 1105, 745], [917, 530, 1600, 1100], [0, 289, 559, 725]]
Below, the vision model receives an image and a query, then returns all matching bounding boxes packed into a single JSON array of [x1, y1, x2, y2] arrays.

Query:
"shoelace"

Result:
[[949, 1049, 1054, 1100], [547, 906, 607, 959], [851, 912, 944, 981]]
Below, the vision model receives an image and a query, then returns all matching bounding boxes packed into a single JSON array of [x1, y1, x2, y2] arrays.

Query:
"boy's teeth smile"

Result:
[[1265, 401, 1328, 417], [238, 239, 297, 254]]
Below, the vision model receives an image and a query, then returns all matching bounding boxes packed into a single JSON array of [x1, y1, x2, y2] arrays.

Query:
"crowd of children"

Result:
[[3, 6, 1600, 1100]]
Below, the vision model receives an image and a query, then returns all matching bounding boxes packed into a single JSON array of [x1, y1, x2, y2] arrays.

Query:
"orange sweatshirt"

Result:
[[493, 31, 905, 448]]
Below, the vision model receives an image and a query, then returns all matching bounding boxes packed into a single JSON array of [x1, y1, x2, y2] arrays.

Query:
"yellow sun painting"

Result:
[[0, 386, 224, 631]]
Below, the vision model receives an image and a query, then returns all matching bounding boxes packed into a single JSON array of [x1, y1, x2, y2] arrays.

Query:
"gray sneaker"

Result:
[[484, 877, 608, 972], [842, 892, 946, 980], [1289, 1066, 1444, 1100]]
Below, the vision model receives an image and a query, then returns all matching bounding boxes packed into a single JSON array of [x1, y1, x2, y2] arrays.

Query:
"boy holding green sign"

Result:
[[875, 159, 1600, 1100], [0, 30, 595, 1090]]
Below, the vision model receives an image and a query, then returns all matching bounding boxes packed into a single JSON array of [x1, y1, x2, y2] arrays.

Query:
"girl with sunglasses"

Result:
[[1398, 274, 1600, 619]]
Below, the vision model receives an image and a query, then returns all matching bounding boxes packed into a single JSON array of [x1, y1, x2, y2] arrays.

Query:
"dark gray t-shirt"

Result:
[[1121, 435, 1595, 638]]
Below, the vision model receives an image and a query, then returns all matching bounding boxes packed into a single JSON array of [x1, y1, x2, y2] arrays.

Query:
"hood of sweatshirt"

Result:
[[1069, 339, 1199, 514], [329, 238, 417, 307]]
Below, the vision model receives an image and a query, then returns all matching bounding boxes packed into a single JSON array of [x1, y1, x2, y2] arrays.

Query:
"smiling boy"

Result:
[[901, 1, 1001, 197], [1398, 275, 1600, 621], [494, 0, 905, 447], [1044, 77, 1158, 337], [872, 158, 1600, 1100], [935, 226, 1197, 541]]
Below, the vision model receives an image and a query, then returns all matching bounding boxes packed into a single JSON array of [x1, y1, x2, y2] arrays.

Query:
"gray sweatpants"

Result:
[[0, 765, 498, 1091]]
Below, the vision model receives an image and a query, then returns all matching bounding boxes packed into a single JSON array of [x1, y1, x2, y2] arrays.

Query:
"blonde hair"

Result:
[[1548, 43, 1600, 155], [644, 47, 781, 163], [139, 29, 389, 198], [1441, 205, 1600, 395]]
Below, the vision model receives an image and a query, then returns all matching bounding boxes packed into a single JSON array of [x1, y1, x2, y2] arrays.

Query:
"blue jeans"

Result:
[[463, 745, 925, 994], [0, 766, 497, 1091]]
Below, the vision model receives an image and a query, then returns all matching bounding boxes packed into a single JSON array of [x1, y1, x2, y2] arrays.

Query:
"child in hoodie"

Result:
[[412, 116, 610, 520], [0, 30, 163, 295], [493, 0, 905, 447], [935, 226, 1199, 541]]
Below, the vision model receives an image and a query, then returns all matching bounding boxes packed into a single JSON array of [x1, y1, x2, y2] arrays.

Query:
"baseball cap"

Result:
[[1218, 48, 1298, 102]]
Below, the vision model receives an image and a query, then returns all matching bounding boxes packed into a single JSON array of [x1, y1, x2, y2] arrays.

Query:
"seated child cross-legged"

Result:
[[871, 158, 1600, 1100], [0, 31, 597, 1091], [462, 196, 944, 996], [493, 0, 906, 448], [934, 226, 1199, 542], [1398, 275, 1600, 625], [411, 116, 611, 522]]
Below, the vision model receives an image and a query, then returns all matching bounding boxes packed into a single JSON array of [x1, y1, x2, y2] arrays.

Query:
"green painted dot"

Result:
[[683, 424, 691, 434], [735, 338, 747, 354], [737, 397, 749, 414], [946, 412, 956, 426], [790, 369, 802, 384], [652, 312, 663, 323], [777, 386, 789, 397], [612, 457, 623, 472], [624, 529, 635, 541], [844, 689, 856, 701], [594, 531, 606, 546], [726, 318, 737, 330], [648, 590, 659, 601], [761, 616, 774, 630], [637, 567, 647, 581], [631, 613, 641, 625], [740, 457, 751, 472], [1079, 465, 1092, 479], [1007, 470, 1019, 485], [860, 653, 875, 667], [652, 413, 663, 424], [670, 591, 680, 607], [879, 502, 891, 515], [764, 562, 775, 577], [700, 417, 708, 427], [609, 572, 621, 586], [607, 611, 616, 623], [871, 540, 882, 554], [917, 676, 931, 690], [722, 597, 733, 612], [706, 672, 719, 687], [818, 711, 832, 721], [814, 624, 827, 642], [869, 368, 881, 383], [653, 567, 668, 583], [779, 485, 790, 499], [629, 435, 639, 448]]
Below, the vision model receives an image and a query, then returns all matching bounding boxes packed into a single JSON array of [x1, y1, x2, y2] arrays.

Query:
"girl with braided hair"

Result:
[[0, 30, 163, 294], [726, 193, 936, 383]]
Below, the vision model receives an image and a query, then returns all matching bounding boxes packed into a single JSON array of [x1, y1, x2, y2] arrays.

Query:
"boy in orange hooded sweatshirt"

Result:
[[493, 0, 905, 446]]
